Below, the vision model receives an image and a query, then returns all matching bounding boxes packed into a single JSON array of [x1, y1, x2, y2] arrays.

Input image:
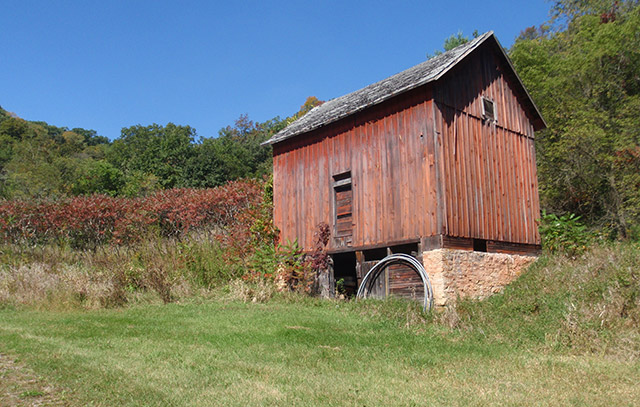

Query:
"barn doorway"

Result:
[[330, 242, 425, 301], [331, 251, 357, 296]]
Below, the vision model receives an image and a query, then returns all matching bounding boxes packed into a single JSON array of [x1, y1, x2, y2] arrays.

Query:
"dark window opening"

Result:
[[473, 238, 488, 252], [362, 242, 420, 262], [333, 171, 351, 183], [482, 97, 496, 123], [333, 171, 352, 237]]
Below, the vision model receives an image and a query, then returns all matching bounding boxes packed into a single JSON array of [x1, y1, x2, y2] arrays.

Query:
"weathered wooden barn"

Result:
[[264, 32, 546, 305]]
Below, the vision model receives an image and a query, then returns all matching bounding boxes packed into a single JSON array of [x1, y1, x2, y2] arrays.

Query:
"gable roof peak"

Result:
[[265, 31, 542, 145]]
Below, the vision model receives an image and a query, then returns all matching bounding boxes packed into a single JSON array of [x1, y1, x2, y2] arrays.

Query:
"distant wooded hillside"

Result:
[[0, 96, 322, 201]]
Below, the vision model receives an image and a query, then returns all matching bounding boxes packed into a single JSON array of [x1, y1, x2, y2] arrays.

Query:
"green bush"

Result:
[[539, 211, 593, 255], [178, 239, 244, 288]]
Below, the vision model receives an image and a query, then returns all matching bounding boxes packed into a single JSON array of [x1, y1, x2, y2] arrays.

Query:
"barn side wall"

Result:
[[434, 44, 541, 246], [272, 86, 439, 252]]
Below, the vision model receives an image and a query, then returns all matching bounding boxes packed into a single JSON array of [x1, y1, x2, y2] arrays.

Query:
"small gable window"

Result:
[[482, 97, 497, 123]]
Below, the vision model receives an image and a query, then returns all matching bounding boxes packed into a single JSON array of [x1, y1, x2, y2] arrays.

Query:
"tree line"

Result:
[[509, 0, 640, 238], [0, 97, 323, 200]]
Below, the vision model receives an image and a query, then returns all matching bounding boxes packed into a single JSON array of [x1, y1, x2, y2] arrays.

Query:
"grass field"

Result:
[[1, 297, 638, 406], [1, 243, 639, 406]]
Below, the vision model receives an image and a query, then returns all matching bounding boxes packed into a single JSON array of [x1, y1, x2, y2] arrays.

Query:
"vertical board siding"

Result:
[[273, 87, 437, 252], [273, 44, 541, 252], [435, 46, 541, 245]]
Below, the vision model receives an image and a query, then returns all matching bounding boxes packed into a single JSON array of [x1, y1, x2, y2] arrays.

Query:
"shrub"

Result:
[[539, 210, 594, 255], [276, 239, 310, 292], [269, 223, 331, 295], [0, 179, 263, 249], [177, 238, 244, 288]]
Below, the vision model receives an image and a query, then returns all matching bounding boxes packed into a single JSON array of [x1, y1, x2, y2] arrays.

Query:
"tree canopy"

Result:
[[510, 0, 640, 237], [0, 103, 295, 199]]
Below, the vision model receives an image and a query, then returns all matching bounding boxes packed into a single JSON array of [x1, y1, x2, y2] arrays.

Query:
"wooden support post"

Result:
[[319, 256, 335, 298], [420, 235, 443, 252], [355, 251, 364, 288]]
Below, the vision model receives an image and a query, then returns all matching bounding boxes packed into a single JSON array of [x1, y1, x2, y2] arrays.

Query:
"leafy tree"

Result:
[[0, 133, 14, 198], [0, 117, 30, 140], [442, 31, 469, 51], [108, 123, 196, 188], [72, 160, 125, 196], [549, 0, 638, 27], [183, 137, 229, 188], [70, 127, 109, 146], [29, 121, 65, 143], [427, 30, 472, 58], [5, 143, 63, 199], [121, 170, 160, 197], [59, 131, 86, 156], [510, 1, 640, 237], [0, 134, 14, 169], [0, 109, 113, 199], [184, 114, 287, 188], [296, 96, 324, 118], [516, 25, 551, 41]]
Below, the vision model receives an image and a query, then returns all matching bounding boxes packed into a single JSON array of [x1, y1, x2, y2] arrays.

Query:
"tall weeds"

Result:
[[0, 179, 272, 309], [0, 235, 249, 309]]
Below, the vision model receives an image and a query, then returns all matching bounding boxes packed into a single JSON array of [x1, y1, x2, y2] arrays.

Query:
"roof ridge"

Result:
[[264, 31, 496, 145]]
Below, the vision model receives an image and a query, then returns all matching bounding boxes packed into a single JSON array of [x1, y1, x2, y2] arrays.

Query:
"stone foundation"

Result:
[[422, 249, 537, 306]]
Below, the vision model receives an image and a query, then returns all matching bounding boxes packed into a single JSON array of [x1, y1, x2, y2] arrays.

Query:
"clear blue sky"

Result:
[[1, 1, 550, 140]]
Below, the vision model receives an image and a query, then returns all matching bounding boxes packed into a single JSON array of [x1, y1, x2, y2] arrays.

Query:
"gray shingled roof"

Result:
[[264, 32, 500, 145]]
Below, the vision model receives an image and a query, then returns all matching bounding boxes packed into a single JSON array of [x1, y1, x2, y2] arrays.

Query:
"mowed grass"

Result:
[[1, 296, 639, 406]]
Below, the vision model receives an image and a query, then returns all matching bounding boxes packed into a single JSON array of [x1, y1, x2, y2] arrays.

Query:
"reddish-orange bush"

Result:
[[0, 179, 264, 249]]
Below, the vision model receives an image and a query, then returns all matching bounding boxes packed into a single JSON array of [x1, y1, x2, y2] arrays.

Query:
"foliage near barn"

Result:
[[0, 179, 263, 248], [510, 1, 640, 238]]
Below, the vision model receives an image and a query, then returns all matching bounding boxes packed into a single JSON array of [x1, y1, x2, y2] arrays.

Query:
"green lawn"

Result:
[[1, 298, 638, 406]]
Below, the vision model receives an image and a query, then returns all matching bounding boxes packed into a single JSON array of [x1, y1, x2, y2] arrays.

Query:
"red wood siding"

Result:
[[273, 87, 439, 252], [272, 42, 541, 252], [434, 45, 541, 245]]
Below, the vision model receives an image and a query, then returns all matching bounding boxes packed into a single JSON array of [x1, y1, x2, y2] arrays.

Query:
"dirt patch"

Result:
[[0, 353, 70, 406]]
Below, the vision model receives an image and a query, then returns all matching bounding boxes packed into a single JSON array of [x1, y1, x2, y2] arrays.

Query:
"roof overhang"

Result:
[[264, 31, 545, 146]]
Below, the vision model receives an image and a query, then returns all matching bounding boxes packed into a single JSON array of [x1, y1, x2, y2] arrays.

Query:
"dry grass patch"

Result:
[[0, 353, 70, 406], [223, 278, 276, 303], [0, 263, 121, 310]]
